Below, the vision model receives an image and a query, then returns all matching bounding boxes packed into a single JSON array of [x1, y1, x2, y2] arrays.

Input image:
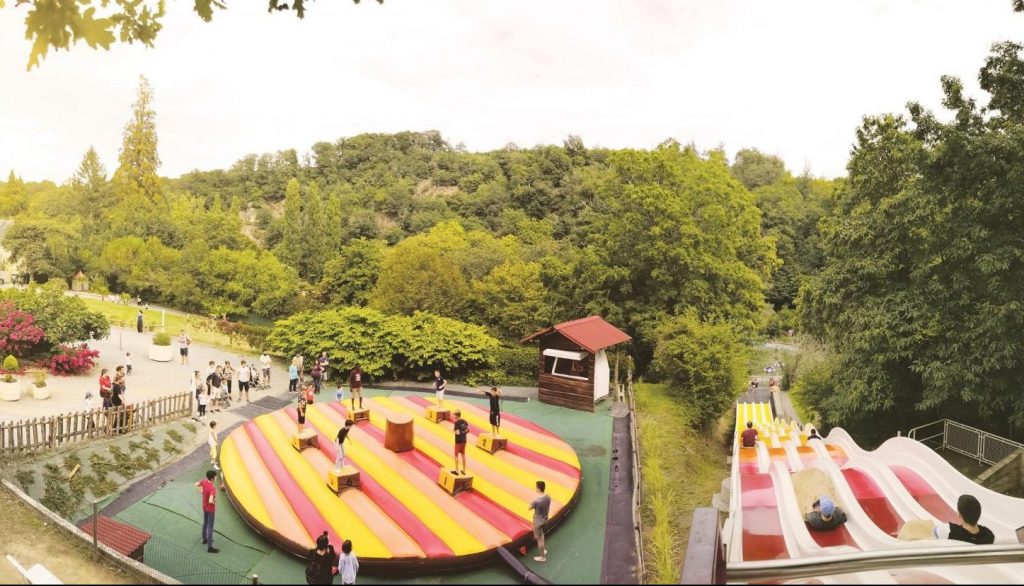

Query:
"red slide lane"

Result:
[[325, 402, 530, 540], [739, 472, 789, 560], [889, 465, 958, 524], [403, 396, 580, 479], [244, 422, 343, 548], [842, 467, 903, 537], [284, 407, 453, 558]]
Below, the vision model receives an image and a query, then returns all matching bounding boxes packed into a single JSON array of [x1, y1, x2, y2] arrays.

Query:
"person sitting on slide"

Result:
[[808, 428, 822, 441], [741, 421, 758, 447], [933, 494, 994, 544], [804, 496, 847, 530]]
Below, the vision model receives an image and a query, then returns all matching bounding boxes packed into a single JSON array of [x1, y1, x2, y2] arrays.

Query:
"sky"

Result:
[[1, 0, 1022, 183]]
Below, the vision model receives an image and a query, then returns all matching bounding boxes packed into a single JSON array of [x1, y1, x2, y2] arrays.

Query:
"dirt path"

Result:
[[0, 484, 141, 584]]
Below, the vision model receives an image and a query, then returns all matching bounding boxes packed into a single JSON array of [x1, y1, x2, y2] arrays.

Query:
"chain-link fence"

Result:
[[909, 419, 1024, 466]]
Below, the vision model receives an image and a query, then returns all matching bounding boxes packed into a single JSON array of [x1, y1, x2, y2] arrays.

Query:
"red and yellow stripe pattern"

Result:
[[220, 396, 582, 566]]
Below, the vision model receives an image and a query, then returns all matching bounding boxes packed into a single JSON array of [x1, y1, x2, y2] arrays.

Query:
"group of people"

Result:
[[191, 353, 271, 419], [739, 422, 995, 545]]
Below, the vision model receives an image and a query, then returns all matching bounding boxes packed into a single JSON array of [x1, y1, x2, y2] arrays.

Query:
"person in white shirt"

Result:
[[337, 540, 359, 585], [259, 351, 272, 387], [237, 360, 252, 403], [177, 330, 192, 365]]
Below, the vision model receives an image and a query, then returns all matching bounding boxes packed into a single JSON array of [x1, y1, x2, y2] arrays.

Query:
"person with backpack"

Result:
[[305, 531, 338, 585], [337, 540, 359, 585]]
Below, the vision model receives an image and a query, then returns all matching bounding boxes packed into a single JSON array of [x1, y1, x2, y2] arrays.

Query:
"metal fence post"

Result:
[[92, 499, 99, 559], [251, 574, 259, 585]]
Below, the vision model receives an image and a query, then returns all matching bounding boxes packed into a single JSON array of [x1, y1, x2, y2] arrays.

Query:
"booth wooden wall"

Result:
[[537, 332, 596, 412]]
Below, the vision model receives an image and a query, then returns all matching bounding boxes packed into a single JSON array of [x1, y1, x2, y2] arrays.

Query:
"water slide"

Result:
[[723, 403, 1024, 583]]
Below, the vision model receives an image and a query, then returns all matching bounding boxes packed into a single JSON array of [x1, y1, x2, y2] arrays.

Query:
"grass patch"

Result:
[[182, 422, 197, 434], [635, 383, 729, 584], [80, 297, 252, 352]]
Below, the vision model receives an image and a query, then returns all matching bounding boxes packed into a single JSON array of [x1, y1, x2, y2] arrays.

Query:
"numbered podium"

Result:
[[327, 466, 361, 493], [438, 468, 474, 495], [476, 433, 507, 454], [347, 408, 370, 423], [425, 405, 451, 423], [292, 429, 318, 452]]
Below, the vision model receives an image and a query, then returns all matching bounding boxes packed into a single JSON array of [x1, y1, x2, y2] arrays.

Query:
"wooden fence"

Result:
[[0, 392, 193, 455]]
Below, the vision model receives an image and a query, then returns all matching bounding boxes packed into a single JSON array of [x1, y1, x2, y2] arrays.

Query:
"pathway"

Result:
[[0, 325, 291, 423]]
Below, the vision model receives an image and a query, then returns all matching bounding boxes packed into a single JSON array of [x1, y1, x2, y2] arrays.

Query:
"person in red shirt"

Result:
[[195, 470, 220, 553], [98, 369, 112, 409], [741, 421, 759, 448]]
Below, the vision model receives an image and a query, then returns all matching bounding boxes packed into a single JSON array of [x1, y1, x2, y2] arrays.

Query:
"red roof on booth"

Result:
[[78, 515, 151, 556], [520, 315, 631, 353]]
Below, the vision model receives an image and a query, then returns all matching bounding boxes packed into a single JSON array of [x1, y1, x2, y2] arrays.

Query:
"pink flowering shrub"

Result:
[[0, 301, 45, 356], [49, 344, 100, 376]]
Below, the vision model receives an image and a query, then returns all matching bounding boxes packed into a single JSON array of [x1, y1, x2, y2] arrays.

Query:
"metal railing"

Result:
[[908, 419, 1024, 465], [727, 544, 1024, 582], [626, 378, 646, 583]]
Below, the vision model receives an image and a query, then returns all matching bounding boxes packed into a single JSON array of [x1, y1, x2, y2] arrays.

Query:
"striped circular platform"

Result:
[[220, 395, 582, 572]]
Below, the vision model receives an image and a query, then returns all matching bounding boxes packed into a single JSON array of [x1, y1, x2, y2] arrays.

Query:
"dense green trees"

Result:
[[800, 41, 1024, 436]]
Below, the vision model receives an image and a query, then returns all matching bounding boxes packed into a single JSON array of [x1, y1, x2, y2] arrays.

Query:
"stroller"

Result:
[[251, 366, 269, 391]]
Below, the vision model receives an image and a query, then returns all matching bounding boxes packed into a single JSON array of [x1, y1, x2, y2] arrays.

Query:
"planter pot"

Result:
[[32, 384, 50, 400], [0, 379, 21, 401], [149, 344, 174, 362]]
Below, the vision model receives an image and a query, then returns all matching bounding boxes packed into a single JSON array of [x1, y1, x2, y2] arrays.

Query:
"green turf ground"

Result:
[[114, 388, 614, 585]]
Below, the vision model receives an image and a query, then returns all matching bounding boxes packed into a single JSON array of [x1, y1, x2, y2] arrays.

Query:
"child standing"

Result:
[[125, 352, 133, 375], [197, 385, 209, 420], [337, 540, 359, 585], [297, 398, 308, 434]]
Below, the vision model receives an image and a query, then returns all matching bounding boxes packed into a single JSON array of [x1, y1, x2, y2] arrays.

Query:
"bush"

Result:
[[3, 355, 19, 372], [0, 302, 45, 356], [464, 345, 536, 386], [152, 332, 172, 346], [0, 286, 109, 344], [268, 307, 500, 380], [31, 370, 47, 387], [652, 311, 749, 430], [49, 344, 100, 375]]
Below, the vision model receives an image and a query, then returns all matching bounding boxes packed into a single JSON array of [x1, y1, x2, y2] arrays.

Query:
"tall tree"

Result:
[[273, 177, 304, 270], [112, 76, 162, 204], [0, 171, 27, 216], [301, 181, 328, 281], [730, 148, 788, 190]]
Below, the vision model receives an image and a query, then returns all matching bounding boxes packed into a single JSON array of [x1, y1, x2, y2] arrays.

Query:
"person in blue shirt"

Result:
[[289, 363, 299, 394]]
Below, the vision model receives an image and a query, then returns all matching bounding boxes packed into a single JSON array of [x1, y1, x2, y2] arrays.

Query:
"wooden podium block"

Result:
[[327, 467, 361, 493], [292, 429, 318, 452], [476, 433, 507, 454], [425, 406, 451, 423], [347, 408, 370, 423], [385, 414, 414, 453], [438, 468, 473, 495]]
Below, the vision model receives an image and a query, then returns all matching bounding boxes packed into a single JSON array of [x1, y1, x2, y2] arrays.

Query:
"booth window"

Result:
[[543, 349, 588, 381]]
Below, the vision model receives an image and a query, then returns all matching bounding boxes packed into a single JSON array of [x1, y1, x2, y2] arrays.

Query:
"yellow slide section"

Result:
[[254, 414, 392, 558], [375, 397, 574, 508], [308, 406, 496, 555], [443, 399, 580, 468], [220, 436, 273, 531]]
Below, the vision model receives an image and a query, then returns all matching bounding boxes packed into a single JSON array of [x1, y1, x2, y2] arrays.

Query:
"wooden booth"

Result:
[[521, 315, 631, 412]]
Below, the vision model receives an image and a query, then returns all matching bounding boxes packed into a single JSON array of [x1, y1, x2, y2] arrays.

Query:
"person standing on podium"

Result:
[[482, 387, 501, 436], [434, 369, 447, 408], [453, 409, 469, 475], [348, 365, 364, 411]]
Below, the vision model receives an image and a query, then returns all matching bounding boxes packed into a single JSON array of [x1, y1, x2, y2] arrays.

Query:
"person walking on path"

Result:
[[434, 369, 447, 408], [530, 480, 551, 562], [317, 352, 330, 382], [482, 387, 501, 435], [452, 410, 469, 475], [348, 365, 364, 410], [178, 330, 192, 365], [289, 362, 300, 394], [99, 368, 112, 409], [125, 352, 133, 375], [190, 370, 204, 418], [237, 360, 252, 402], [208, 420, 220, 470], [335, 420, 354, 471], [337, 540, 359, 585], [305, 532, 338, 585], [195, 470, 220, 553], [136, 310, 143, 333], [311, 362, 323, 395], [223, 361, 235, 399], [260, 351, 272, 387], [112, 366, 127, 433]]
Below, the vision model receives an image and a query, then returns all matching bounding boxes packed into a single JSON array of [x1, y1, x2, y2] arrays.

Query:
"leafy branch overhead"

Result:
[[5, 0, 379, 70]]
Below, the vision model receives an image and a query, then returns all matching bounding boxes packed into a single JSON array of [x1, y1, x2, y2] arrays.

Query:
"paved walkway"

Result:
[[0, 325, 291, 423]]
